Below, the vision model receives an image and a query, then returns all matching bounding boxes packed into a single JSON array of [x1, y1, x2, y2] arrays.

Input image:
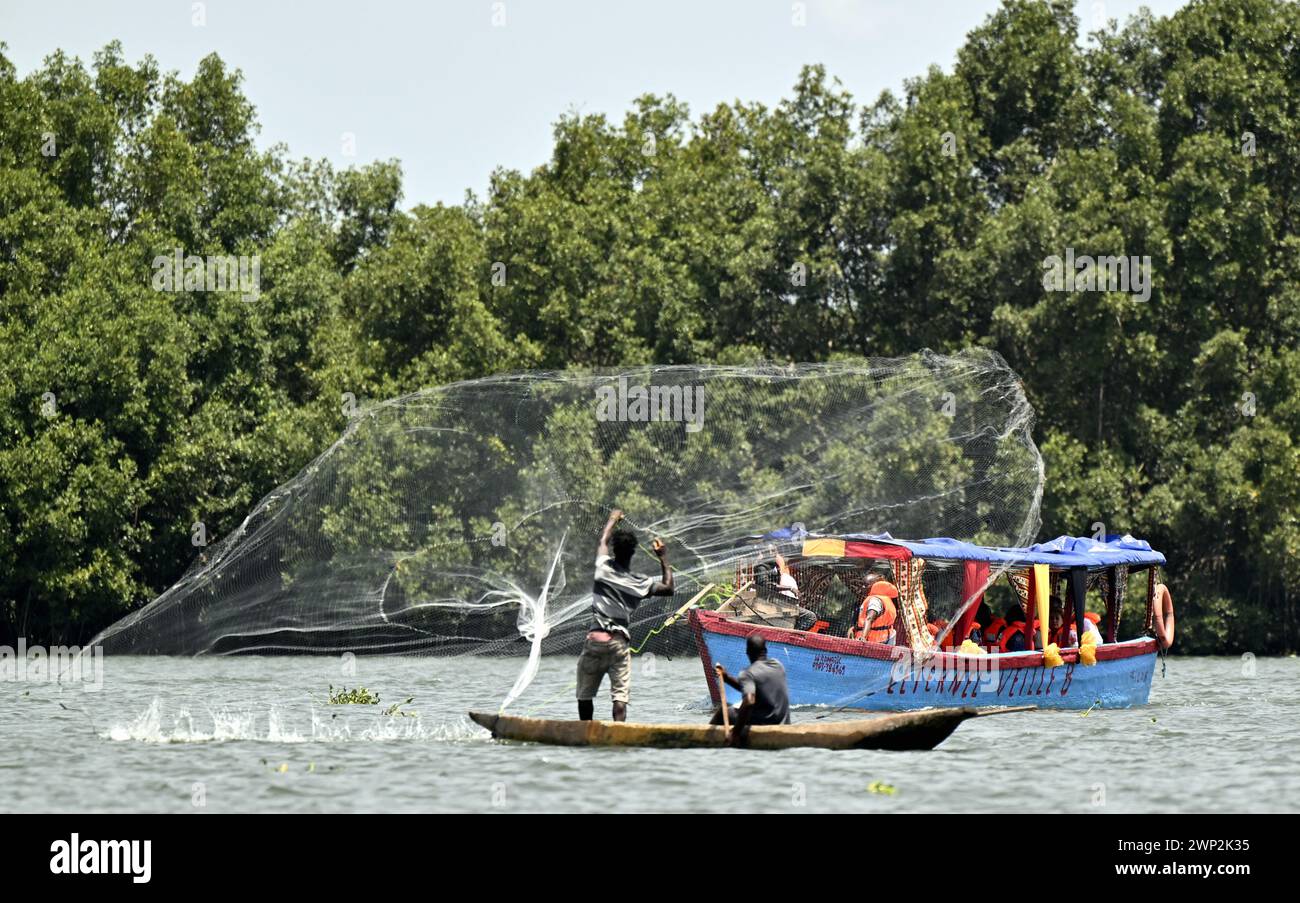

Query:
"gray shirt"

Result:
[[590, 554, 656, 638], [739, 658, 791, 725]]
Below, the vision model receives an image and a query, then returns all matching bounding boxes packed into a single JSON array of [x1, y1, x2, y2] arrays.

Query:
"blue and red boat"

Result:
[[690, 532, 1172, 711]]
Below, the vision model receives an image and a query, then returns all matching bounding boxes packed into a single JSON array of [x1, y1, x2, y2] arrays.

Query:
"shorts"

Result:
[[576, 632, 632, 704]]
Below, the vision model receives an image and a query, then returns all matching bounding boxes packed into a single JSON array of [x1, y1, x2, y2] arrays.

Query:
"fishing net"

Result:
[[92, 350, 1044, 707]]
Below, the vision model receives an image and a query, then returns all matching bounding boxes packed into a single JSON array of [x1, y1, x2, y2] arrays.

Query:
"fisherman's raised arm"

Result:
[[769, 544, 790, 576], [649, 537, 673, 596], [597, 508, 623, 559]]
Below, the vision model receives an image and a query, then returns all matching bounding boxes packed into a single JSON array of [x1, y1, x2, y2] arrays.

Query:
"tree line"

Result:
[[1, 0, 1297, 652]]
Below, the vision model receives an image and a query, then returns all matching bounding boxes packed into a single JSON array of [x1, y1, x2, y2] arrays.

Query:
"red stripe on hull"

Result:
[[690, 609, 1156, 670]]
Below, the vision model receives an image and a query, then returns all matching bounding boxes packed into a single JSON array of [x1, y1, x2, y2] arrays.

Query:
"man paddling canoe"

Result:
[[711, 634, 791, 746], [577, 509, 674, 722]]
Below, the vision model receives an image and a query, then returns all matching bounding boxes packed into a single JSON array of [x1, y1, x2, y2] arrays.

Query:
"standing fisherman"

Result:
[[577, 509, 673, 722]]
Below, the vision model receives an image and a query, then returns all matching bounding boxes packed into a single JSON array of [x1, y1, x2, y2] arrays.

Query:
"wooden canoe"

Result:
[[467, 706, 1033, 751]]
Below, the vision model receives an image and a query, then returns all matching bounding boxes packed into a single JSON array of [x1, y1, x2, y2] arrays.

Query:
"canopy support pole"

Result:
[[1070, 566, 1088, 648]]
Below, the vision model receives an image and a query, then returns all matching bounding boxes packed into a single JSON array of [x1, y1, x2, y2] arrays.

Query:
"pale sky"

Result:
[[2, 0, 1192, 208]]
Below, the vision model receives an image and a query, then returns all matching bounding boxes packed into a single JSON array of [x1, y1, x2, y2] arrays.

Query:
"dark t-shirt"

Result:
[[739, 658, 791, 725]]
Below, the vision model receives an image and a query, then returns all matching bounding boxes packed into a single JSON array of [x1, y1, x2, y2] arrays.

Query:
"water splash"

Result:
[[103, 699, 491, 744]]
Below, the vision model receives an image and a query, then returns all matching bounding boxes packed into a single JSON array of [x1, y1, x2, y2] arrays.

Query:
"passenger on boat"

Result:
[[711, 634, 791, 745], [847, 580, 899, 644], [980, 602, 1007, 650], [769, 545, 800, 602], [1048, 600, 1075, 647], [1047, 600, 1106, 647], [934, 618, 981, 649], [832, 571, 881, 635], [768, 546, 821, 630], [577, 509, 674, 723], [999, 603, 1029, 653], [970, 602, 995, 646], [932, 616, 979, 649], [1082, 611, 1104, 645]]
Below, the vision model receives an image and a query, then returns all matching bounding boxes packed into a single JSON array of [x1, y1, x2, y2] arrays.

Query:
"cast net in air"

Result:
[[92, 350, 1044, 706]]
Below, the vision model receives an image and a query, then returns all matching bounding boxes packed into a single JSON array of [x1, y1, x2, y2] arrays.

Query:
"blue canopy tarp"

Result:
[[764, 526, 1164, 568]]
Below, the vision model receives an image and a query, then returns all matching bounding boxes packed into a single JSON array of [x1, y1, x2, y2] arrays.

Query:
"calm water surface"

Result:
[[1, 654, 1295, 813]]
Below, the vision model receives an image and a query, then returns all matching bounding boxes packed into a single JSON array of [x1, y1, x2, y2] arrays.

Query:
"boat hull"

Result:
[[691, 610, 1157, 711], [468, 706, 1025, 751]]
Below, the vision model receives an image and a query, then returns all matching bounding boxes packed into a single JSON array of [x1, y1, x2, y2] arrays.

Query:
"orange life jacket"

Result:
[[999, 620, 1027, 653], [852, 594, 897, 643], [983, 617, 1007, 646], [1003, 619, 1045, 652]]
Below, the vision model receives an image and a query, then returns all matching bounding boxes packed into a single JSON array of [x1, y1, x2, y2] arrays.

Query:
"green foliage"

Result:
[[3, 0, 1299, 652], [327, 685, 380, 705], [325, 685, 416, 716]]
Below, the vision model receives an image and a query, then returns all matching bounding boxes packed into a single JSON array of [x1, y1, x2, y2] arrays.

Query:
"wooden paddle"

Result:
[[715, 663, 730, 731], [661, 582, 717, 627]]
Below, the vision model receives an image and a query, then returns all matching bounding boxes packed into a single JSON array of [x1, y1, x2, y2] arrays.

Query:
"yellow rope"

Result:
[[629, 582, 731, 653]]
